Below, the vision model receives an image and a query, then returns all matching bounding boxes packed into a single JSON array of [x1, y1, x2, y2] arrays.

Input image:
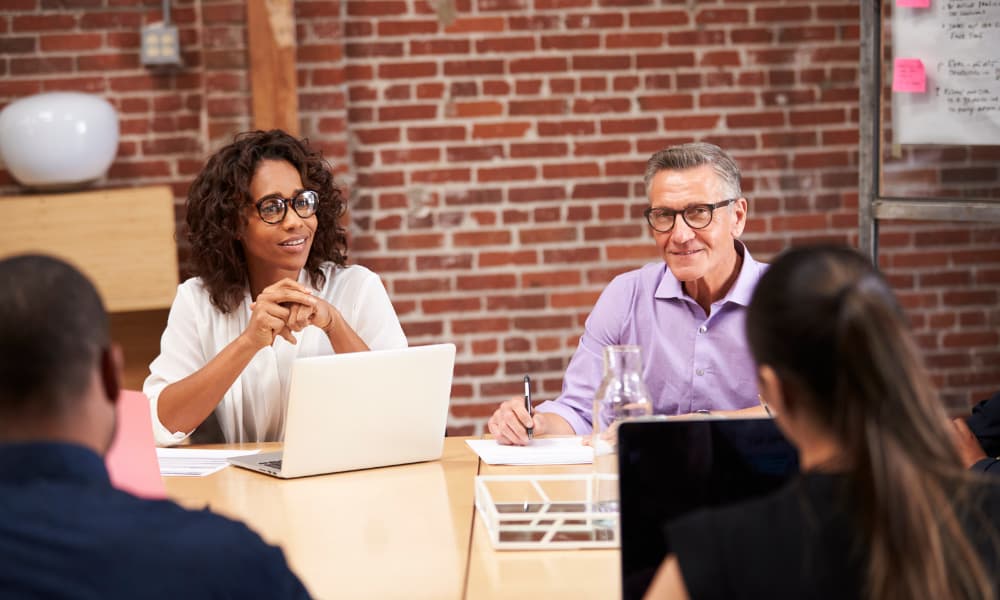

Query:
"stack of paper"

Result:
[[466, 438, 593, 466], [156, 448, 260, 477]]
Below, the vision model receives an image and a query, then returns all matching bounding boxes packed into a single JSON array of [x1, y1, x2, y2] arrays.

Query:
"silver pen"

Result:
[[523, 375, 533, 440]]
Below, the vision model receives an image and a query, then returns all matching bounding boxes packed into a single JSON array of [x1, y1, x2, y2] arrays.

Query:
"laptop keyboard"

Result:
[[261, 459, 283, 470]]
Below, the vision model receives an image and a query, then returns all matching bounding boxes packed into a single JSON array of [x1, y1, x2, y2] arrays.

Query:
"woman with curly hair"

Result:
[[144, 130, 406, 446], [646, 246, 999, 600]]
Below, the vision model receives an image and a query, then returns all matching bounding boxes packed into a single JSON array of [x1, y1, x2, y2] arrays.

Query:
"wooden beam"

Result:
[[247, 0, 299, 135], [0, 186, 179, 312]]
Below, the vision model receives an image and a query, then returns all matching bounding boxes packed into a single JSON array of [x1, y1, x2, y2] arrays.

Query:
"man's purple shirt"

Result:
[[535, 243, 767, 434]]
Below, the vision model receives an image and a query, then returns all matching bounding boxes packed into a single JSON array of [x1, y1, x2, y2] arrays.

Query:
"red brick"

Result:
[[472, 121, 531, 139], [700, 92, 756, 108], [408, 126, 466, 142], [514, 315, 574, 330], [573, 54, 631, 70], [444, 59, 505, 76], [510, 142, 568, 159], [509, 57, 568, 73], [668, 30, 726, 46], [410, 39, 470, 55], [551, 291, 602, 308], [756, 6, 812, 21], [411, 168, 471, 183], [510, 99, 566, 115], [639, 95, 696, 112], [479, 251, 538, 267], [572, 98, 631, 113], [378, 104, 437, 121], [544, 248, 601, 263], [606, 32, 663, 48], [761, 131, 817, 148], [478, 165, 537, 182], [515, 79, 543, 95], [416, 255, 474, 270], [447, 144, 505, 162], [346, 1, 407, 16], [509, 186, 566, 203], [476, 36, 535, 53], [422, 297, 482, 314], [600, 118, 658, 134], [448, 101, 501, 118], [538, 120, 596, 136], [11, 56, 73, 75], [542, 162, 600, 179], [377, 62, 436, 79], [793, 151, 850, 169], [628, 10, 688, 27], [574, 141, 630, 156], [520, 228, 577, 244], [664, 115, 721, 131], [509, 15, 560, 30], [12, 14, 77, 32], [565, 12, 624, 28], [401, 320, 444, 338], [444, 16, 505, 33], [378, 20, 438, 36], [573, 182, 630, 198], [395, 277, 451, 294], [355, 170, 405, 188], [789, 108, 847, 126], [779, 26, 836, 43], [696, 9, 748, 24], [541, 34, 600, 50], [457, 274, 518, 291]]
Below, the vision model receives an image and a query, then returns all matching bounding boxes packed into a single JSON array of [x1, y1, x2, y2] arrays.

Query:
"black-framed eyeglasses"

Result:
[[643, 198, 737, 233], [254, 190, 319, 224]]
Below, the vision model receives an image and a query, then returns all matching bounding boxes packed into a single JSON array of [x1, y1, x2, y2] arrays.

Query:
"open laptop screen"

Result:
[[618, 418, 799, 600]]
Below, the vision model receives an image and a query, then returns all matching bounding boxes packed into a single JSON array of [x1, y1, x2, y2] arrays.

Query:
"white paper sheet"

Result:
[[466, 438, 593, 466], [892, 2, 1000, 144], [156, 448, 261, 477]]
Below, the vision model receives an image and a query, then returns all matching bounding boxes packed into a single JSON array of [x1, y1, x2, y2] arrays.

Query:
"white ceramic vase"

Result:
[[0, 92, 119, 190]]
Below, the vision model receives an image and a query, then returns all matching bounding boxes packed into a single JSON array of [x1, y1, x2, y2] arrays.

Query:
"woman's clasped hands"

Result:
[[243, 278, 339, 349]]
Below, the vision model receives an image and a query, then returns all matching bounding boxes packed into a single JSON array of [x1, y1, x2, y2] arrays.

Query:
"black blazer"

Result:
[[968, 390, 1000, 475]]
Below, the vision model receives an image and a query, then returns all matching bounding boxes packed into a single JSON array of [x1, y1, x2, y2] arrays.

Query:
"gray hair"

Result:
[[643, 142, 742, 199]]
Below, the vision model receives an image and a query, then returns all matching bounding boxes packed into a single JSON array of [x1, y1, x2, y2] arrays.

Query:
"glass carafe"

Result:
[[591, 345, 652, 537]]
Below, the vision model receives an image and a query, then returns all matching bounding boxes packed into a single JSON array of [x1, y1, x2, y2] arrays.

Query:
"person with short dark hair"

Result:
[[489, 142, 766, 445], [0, 254, 309, 598], [645, 246, 1000, 600], [145, 130, 406, 446]]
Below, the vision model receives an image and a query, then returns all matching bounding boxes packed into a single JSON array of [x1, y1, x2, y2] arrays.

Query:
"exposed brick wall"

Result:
[[1, 0, 997, 434]]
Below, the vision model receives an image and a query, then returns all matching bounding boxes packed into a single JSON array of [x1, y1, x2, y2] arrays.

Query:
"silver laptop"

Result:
[[229, 343, 456, 479]]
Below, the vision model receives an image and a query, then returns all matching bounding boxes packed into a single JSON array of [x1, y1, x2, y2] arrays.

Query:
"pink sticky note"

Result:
[[897, 0, 930, 7], [106, 390, 167, 499], [892, 58, 926, 93]]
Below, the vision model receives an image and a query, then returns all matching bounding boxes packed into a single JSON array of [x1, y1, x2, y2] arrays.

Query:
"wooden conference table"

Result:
[[164, 438, 620, 599]]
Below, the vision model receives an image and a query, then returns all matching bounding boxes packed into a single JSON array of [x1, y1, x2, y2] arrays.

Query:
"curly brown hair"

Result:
[[185, 129, 348, 313]]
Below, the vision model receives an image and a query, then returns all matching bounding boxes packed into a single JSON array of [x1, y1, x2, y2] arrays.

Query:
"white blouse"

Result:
[[143, 263, 407, 446]]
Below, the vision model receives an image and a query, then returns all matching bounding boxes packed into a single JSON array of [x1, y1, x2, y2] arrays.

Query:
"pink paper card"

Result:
[[892, 58, 926, 93], [897, 0, 930, 7], [105, 390, 167, 499]]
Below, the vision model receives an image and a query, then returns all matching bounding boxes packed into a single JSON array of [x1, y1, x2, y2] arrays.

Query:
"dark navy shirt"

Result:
[[0, 442, 310, 599]]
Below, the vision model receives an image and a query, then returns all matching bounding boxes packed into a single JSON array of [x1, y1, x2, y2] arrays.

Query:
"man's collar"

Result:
[[0, 441, 110, 487], [654, 240, 758, 306]]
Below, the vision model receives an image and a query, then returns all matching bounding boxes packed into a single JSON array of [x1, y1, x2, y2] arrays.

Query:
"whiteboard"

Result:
[[891, 1, 1000, 145]]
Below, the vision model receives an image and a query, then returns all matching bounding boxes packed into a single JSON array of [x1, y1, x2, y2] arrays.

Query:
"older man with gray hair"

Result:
[[489, 142, 766, 445]]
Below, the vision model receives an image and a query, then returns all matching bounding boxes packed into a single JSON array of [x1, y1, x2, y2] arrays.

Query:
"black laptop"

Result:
[[617, 417, 799, 600]]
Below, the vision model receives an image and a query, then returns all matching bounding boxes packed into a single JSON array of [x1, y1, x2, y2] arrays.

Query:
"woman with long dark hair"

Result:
[[144, 130, 406, 446], [646, 245, 999, 600]]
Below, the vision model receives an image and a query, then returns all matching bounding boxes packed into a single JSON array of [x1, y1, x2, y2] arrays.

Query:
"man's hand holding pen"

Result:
[[488, 394, 544, 446]]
